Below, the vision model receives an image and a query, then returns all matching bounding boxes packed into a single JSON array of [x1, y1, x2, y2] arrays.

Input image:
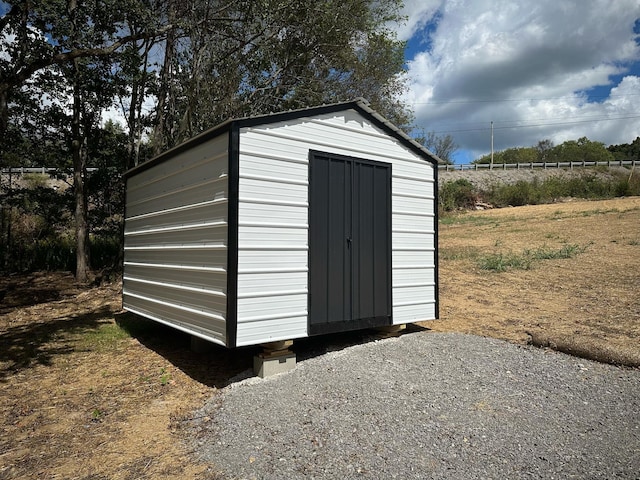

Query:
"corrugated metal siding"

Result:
[[235, 147, 310, 345], [235, 110, 436, 345], [123, 134, 229, 345]]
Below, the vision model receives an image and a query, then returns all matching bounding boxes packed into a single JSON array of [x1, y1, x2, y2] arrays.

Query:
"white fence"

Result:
[[438, 160, 638, 171]]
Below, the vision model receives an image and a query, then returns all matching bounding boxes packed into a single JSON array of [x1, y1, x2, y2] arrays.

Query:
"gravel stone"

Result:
[[190, 332, 640, 479]]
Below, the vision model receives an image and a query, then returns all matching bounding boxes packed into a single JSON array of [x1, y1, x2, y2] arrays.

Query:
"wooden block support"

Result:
[[375, 324, 407, 339]]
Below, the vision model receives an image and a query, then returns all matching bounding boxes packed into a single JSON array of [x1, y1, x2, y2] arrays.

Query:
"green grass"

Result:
[[525, 243, 588, 260], [477, 252, 533, 272], [78, 323, 131, 351], [477, 243, 588, 272]]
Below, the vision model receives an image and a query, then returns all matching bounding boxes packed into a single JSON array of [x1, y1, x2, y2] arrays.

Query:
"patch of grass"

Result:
[[439, 246, 481, 261], [481, 171, 640, 208], [526, 243, 588, 260], [91, 408, 103, 421], [477, 252, 533, 272], [580, 208, 620, 217], [79, 323, 130, 351], [160, 368, 171, 386], [439, 213, 505, 227], [478, 243, 588, 272]]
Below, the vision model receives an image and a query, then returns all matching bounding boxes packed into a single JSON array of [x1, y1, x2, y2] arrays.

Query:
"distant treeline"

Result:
[[475, 137, 640, 165]]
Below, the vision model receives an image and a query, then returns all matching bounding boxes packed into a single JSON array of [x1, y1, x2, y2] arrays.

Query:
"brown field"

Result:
[[429, 195, 640, 365], [1, 196, 639, 479]]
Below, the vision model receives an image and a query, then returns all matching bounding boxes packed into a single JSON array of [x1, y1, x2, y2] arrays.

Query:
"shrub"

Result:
[[439, 179, 477, 212], [487, 179, 542, 207]]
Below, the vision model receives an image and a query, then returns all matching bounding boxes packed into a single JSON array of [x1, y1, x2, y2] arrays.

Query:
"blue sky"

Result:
[[396, 0, 640, 162]]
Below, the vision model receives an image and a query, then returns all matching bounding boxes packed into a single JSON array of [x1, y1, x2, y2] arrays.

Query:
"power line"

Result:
[[425, 112, 640, 130], [428, 112, 640, 130], [408, 93, 640, 105], [428, 114, 640, 134]]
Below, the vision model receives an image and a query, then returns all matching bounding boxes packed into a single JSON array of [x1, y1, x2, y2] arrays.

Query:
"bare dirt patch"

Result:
[[1, 197, 638, 478]]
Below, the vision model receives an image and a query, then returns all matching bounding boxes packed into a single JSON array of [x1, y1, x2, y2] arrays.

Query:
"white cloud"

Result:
[[395, 0, 443, 41], [400, 0, 640, 159]]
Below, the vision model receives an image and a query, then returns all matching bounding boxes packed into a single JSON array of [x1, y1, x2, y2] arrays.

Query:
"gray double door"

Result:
[[308, 151, 392, 335]]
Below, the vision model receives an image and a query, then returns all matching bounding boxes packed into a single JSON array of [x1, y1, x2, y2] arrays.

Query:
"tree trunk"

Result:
[[72, 57, 91, 283], [151, 0, 177, 156], [0, 90, 8, 139]]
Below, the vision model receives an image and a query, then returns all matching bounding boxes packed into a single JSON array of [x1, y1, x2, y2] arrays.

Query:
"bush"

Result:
[[480, 169, 640, 208], [439, 179, 477, 212], [488, 179, 542, 207]]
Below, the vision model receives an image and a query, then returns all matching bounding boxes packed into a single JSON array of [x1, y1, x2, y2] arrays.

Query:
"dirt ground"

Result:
[[430, 195, 640, 366], [1, 196, 639, 479]]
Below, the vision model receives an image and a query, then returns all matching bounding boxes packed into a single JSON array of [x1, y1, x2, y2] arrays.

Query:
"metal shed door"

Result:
[[308, 151, 392, 335]]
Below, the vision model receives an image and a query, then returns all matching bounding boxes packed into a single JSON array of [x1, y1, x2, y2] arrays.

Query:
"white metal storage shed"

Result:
[[123, 99, 439, 348]]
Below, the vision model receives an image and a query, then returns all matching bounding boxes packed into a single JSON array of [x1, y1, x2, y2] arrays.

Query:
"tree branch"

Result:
[[1, 24, 175, 96]]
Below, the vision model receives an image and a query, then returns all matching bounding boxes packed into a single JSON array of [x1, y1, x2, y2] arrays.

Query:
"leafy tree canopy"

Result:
[[608, 137, 640, 161], [475, 137, 615, 164]]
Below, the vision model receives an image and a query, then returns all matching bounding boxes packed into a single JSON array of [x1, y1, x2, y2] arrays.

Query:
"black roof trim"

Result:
[[125, 98, 440, 178]]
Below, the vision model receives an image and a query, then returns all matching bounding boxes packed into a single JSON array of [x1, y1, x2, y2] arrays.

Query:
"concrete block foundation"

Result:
[[253, 351, 297, 378]]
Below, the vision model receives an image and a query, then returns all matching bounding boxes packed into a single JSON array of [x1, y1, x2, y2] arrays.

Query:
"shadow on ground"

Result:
[[0, 272, 80, 315], [0, 306, 114, 382], [115, 312, 429, 389]]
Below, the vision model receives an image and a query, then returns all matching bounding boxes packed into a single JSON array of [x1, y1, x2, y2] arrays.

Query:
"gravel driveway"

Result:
[[191, 332, 640, 479]]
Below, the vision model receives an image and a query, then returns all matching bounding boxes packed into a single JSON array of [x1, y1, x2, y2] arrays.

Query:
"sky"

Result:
[[396, 0, 640, 162]]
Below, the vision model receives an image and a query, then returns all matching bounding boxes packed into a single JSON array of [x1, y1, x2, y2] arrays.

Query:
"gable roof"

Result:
[[126, 98, 440, 178]]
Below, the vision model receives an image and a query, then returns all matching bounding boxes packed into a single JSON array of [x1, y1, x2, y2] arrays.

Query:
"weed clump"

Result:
[[477, 243, 588, 272]]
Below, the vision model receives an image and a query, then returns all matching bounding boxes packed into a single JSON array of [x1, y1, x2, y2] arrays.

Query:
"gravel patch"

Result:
[[190, 332, 640, 479]]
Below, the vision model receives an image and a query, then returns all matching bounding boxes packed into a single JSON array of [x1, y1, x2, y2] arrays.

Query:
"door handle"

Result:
[[346, 236, 352, 248]]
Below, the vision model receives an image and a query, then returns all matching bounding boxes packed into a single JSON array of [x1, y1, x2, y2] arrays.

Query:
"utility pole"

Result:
[[490, 121, 494, 170]]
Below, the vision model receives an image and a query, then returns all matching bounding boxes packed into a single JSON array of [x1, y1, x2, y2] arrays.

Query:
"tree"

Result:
[[474, 146, 537, 164], [608, 137, 640, 161], [1, 0, 172, 281], [536, 139, 554, 162], [415, 131, 458, 164], [548, 137, 614, 164], [147, 0, 411, 152], [1, 0, 414, 278]]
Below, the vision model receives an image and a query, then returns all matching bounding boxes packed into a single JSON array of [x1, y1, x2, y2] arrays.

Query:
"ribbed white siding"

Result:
[[235, 110, 436, 345], [123, 134, 230, 345], [235, 145, 310, 345]]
